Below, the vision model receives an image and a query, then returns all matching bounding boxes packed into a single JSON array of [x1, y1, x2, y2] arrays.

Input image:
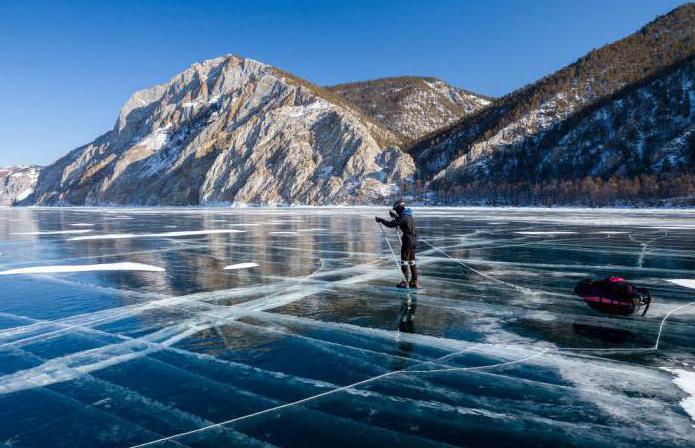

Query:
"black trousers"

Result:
[[400, 235, 417, 262]]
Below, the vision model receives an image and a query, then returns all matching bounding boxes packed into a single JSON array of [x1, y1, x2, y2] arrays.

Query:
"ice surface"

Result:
[[663, 368, 695, 425], [667, 279, 695, 290], [0, 207, 693, 448], [0, 262, 165, 275]]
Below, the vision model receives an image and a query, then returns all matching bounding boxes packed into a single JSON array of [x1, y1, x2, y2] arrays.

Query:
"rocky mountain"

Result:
[[25, 56, 414, 206], [0, 166, 40, 205], [328, 77, 491, 142], [11, 4, 695, 207], [410, 3, 695, 204]]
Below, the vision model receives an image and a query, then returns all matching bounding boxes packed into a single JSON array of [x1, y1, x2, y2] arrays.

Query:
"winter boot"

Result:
[[408, 263, 420, 289], [397, 263, 411, 288]]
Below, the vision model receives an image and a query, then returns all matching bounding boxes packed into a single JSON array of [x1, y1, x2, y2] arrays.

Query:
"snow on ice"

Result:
[[0, 262, 165, 275]]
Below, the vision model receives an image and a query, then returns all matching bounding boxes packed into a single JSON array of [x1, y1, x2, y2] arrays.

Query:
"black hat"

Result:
[[392, 199, 405, 212]]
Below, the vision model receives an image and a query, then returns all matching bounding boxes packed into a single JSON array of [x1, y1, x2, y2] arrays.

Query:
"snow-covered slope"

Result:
[[411, 3, 695, 195], [0, 166, 40, 205], [328, 77, 491, 141], [25, 55, 413, 206]]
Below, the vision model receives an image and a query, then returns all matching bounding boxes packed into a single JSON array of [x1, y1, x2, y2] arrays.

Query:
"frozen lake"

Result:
[[0, 207, 694, 447]]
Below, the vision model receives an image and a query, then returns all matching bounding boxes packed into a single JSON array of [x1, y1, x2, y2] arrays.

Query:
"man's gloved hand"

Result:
[[375, 217, 384, 224], [389, 210, 397, 218]]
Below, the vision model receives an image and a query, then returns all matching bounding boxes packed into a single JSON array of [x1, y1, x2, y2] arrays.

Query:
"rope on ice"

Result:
[[377, 221, 409, 284], [420, 237, 533, 293]]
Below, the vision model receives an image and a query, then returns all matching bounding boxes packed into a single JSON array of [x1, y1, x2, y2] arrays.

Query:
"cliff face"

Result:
[[0, 166, 40, 205], [27, 55, 414, 206]]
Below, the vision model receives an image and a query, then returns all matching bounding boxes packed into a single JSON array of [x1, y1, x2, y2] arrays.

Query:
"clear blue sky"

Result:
[[0, 0, 687, 166]]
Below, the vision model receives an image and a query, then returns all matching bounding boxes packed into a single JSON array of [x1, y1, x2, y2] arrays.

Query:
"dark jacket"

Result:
[[380, 208, 417, 246]]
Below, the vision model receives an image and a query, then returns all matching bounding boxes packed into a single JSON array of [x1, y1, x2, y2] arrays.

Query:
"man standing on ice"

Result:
[[376, 200, 419, 289]]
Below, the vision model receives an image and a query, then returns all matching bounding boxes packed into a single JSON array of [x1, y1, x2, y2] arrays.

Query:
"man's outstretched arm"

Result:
[[375, 215, 399, 228]]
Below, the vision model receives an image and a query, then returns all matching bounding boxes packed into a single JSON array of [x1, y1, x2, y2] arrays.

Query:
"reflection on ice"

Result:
[[68, 229, 246, 240], [12, 229, 93, 235]]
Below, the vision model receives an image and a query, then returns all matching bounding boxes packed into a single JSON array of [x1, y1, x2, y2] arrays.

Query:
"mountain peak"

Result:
[[27, 55, 414, 206], [116, 55, 269, 133], [328, 76, 492, 141]]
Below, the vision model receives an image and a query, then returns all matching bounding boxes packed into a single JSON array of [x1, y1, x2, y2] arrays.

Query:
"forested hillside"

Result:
[[409, 3, 695, 207]]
